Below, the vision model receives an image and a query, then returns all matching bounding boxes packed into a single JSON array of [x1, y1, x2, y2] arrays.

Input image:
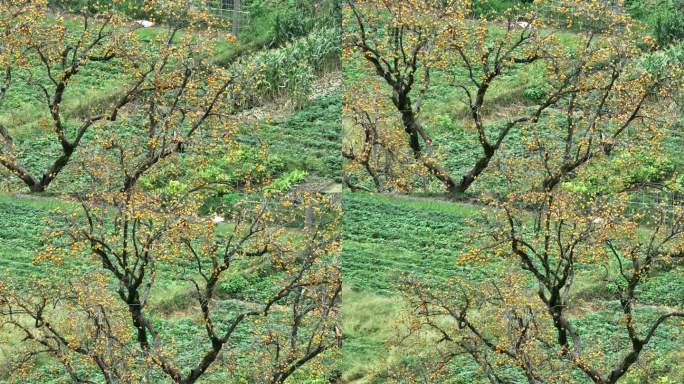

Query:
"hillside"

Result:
[[0, 1, 342, 383]]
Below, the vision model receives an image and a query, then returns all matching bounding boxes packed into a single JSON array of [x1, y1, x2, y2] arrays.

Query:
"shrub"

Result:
[[264, 169, 308, 192], [627, 0, 684, 47], [522, 86, 546, 101]]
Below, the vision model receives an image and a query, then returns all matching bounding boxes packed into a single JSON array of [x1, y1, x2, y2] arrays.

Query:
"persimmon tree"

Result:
[[402, 183, 684, 383], [343, 0, 674, 194], [379, 2, 684, 382], [1, 1, 130, 192], [343, 0, 468, 192], [342, 85, 428, 192], [0, 0, 236, 193], [0, 188, 341, 383]]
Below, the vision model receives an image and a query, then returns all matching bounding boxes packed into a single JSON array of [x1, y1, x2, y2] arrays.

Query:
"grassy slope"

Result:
[[250, 92, 342, 182], [341, 193, 480, 382], [341, 192, 684, 384], [0, 194, 67, 278], [342, 193, 480, 293]]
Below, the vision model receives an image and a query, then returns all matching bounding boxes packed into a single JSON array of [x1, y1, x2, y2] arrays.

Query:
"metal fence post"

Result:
[[232, 0, 240, 36]]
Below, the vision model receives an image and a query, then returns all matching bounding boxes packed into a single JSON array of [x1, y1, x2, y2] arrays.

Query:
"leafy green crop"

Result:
[[264, 169, 308, 192]]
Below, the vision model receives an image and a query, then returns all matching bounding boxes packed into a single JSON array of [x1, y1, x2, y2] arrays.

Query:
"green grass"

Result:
[[341, 193, 486, 382], [212, 0, 339, 66], [340, 288, 405, 383]]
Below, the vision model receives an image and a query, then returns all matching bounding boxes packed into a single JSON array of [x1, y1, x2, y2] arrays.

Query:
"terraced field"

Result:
[[343, 193, 480, 293]]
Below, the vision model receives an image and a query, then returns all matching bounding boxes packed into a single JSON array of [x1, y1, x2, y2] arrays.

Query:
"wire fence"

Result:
[[201, 0, 250, 35], [626, 188, 684, 226]]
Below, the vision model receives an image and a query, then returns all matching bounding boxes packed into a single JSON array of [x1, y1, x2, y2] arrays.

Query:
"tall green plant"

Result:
[[654, 1, 684, 46], [231, 27, 340, 108]]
